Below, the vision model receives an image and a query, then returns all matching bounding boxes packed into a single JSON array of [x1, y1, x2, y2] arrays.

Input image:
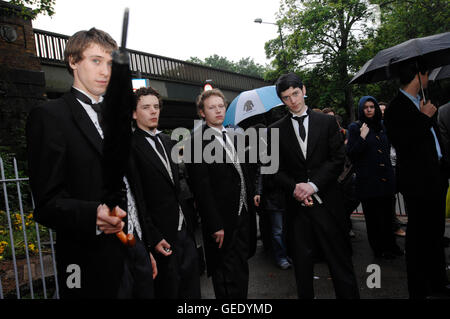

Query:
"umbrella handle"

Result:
[[110, 206, 136, 247]]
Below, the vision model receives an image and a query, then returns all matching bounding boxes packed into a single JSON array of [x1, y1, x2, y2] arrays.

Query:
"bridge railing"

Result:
[[33, 29, 269, 92]]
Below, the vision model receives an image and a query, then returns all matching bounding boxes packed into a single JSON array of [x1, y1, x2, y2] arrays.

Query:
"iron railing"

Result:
[[0, 157, 58, 299], [33, 29, 269, 92]]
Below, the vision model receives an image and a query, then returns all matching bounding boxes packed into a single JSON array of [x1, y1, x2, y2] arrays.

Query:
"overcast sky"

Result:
[[32, 0, 282, 66]]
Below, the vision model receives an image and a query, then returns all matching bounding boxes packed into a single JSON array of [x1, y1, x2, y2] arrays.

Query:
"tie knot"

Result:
[[90, 103, 103, 114], [143, 130, 159, 141], [292, 114, 308, 124]]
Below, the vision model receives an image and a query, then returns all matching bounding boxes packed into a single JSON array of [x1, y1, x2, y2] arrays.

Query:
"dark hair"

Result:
[[196, 88, 227, 117], [275, 72, 303, 99], [398, 58, 429, 86], [64, 28, 118, 75], [322, 107, 334, 114], [134, 86, 163, 111]]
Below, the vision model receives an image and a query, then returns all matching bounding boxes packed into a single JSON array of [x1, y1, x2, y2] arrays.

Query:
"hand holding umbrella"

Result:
[[102, 8, 136, 246]]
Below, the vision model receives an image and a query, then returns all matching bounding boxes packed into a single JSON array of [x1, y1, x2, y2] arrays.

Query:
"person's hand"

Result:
[[360, 123, 369, 140], [303, 196, 314, 207], [155, 239, 172, 256], [96, 204, 125, 234], [420, 99, 437, 118], [212, 229, 224, 249], [254, 195, 261, 207], [149, 252, 158, 279], [293, 183, 314, 202]]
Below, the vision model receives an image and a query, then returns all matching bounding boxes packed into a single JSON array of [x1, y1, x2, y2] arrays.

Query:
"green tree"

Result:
[[6, 0, 55, 19], [265, 0, 379, 121], [188, 54, 268, 78], [353, 0, 450, 104]]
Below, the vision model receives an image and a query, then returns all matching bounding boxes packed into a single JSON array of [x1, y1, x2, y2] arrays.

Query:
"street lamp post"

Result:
[[254, 18, 287, 69]]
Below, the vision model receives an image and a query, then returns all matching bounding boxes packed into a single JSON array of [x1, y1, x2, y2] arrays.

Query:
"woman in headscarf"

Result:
[[347, 96, 402, 259]]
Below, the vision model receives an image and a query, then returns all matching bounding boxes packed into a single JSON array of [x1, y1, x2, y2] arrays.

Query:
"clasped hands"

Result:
[[293, 183, 315, 207]]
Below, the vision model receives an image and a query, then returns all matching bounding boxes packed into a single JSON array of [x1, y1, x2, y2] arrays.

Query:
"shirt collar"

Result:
[[142, 128, 161, 136], [209, 125, 226, 134], [72, 86, 104, 104], [400, 89, 420, 110], [290, 106, 309, 118]]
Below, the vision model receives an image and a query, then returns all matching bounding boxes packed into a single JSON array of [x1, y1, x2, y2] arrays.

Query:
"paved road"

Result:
[[199, 215, 450, 299]]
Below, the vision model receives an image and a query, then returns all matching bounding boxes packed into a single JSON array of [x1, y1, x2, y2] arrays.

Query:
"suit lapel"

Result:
[[306, 111, 320, 160], [159, 134, 179, 186], [65, 93, 103, 155], [134, 130, 174, 185], [282, 114, 305, 162]]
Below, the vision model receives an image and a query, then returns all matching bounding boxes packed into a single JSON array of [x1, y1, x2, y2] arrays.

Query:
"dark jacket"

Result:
[[130, 128, 197, 248], [384, 91, 445, 196], [185, 125, 257, 276], [269, 111, 346, 230], [347, 96, 395, 200], [26, 92, 152, 298]]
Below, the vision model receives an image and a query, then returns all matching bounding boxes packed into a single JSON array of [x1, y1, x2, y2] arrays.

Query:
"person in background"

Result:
[[130, 87, 200, 299], [384, 58, 449, 298], [347, 96, 403, 259], [186, 89, 257, 299]]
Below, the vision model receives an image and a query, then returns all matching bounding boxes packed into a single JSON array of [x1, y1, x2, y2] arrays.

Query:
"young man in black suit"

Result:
[[26, 28, 156, 298], [186, 89, 257, 299], [130, 86, 200, 299], [269, 73, 359, 299], [384, 59, 450, 299]]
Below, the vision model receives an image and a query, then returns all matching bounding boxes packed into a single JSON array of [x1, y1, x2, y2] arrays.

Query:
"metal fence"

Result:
[[0, 157, 58, 299], [33, 28, 269, 92]]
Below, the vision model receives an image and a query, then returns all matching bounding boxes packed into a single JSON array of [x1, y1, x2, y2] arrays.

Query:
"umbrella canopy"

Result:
[[350, 32, 450, 84], [224, 85, 283, 126], [429, 65, 450, 81]]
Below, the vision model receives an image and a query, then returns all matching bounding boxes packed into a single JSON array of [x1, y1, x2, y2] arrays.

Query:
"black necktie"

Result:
[[292, 114, 308, 141], [143, 130, 167, 164], [71, 87, 104, 126]]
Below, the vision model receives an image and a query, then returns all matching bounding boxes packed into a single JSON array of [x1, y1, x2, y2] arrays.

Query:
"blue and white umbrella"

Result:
[[224, 85, 283, 126]]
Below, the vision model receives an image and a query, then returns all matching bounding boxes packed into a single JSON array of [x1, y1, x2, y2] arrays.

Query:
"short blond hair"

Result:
[[196, 88, 227, 117]]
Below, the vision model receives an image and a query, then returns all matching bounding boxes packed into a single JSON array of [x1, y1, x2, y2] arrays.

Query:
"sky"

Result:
[[32, 0, 282, 66]]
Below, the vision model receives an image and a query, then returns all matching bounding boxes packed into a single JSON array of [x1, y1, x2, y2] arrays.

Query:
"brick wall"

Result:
[[0, 1, 46, 162]]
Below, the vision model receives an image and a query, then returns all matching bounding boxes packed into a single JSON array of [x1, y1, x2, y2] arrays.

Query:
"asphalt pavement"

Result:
[[199, 215, 450, 299]]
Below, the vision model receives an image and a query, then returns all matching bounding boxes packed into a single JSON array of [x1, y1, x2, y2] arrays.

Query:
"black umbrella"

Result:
[[429, 65, 450, 81], [102, 8, 135, 246], [350, 32, 450, 84]]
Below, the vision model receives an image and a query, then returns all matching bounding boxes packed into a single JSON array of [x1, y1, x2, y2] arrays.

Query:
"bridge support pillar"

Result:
[[0, 1, 46, 160]]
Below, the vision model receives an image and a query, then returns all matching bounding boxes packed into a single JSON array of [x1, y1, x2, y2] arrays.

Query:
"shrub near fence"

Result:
[[0, 156, 58, 299]]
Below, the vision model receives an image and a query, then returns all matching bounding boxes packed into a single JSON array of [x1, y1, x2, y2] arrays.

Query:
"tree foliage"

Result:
[[265, 0, 378, 122], [5, 0, 55, 19], [188, 54, 268, 79], [264, 0, 450, 124]]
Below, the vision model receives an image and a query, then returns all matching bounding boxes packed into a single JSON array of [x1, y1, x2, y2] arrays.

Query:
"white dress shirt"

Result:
[[73, 87, 142, 239]]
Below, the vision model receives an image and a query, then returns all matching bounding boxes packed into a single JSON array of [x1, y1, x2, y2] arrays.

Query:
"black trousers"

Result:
[[211, 209, 250, 299], [116, 238, 154, 299], [154, 226, 201, 299], [361, 196, 398, 255], [402, 177, 449, 299], [287, 205, 360, 299]]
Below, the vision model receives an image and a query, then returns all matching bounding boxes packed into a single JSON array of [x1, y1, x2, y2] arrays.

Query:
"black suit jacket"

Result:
[[185, 125, 257, 275], [130, 128, 196, 248], [26, 92, 151, 298], [269, 111, 345, 222], [437, 102, 450, 172], [384, 92, 444, 195]]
